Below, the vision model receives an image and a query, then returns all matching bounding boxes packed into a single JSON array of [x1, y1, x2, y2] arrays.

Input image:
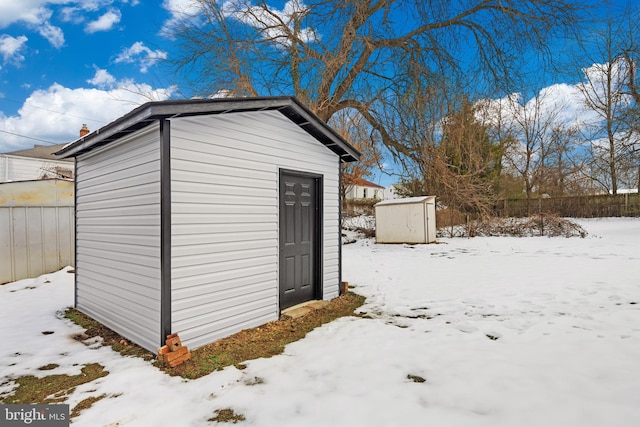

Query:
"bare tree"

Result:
[[577, 60, 632, 195], [574, 3, 640, 194], [502, 90, 564, 213], [166, 0, 580, 162], [543, 124, 585, 196], [476, 95, 523, 199], [617, 4, 640, 190], [329, 109, 382, 199], [394, 97, 503, 216]]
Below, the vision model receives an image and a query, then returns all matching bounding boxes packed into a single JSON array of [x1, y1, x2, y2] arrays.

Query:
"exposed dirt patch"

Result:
[[71, 394, 108, 418], [208, 408, 246, 424], [38, 364, 59, 371], [166, 292, 366, 379], [64, 293, 365, 381], [65, 308, 154, 361], [407, 374, 426, 383]]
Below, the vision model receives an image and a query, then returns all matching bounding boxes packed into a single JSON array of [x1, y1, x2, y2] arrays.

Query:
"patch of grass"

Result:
[[65, 308, 154, 361], [1, 364, 108, 404], [71, 394, 107, 418], [208, 408, 246, 423], [64, 308, 102, 331], [167, 292, 366, 379], [38, 364, 59, 371]]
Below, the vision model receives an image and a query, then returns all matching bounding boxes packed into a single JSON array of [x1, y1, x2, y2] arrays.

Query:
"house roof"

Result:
[[4, 143, 73, 162], [55, 97, 361, 162], [350, 177, 385, 189], [375, 196, 435, 207]]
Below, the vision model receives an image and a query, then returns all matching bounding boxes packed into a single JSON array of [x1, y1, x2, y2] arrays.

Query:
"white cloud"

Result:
[[0, 1, 64, 28], [1, 5, 66, 48], [87, 67, 116, 88], [160, 0, 317, 48], [60, 1, 118, 21], [38, 21, 65, 48], [0, 80, 177, 152], [0, 2, 129, 45], [478, 82, 592, 138], [60, 6, 86, 23], [232, 0, 316, 45], [160, 0, 203, 36], [575, 60, 633, 114], [6, 8, 63, 48], [115, 41, 167, 73], [0, 34, 28, 66], [85, 9, 121, 33], [0, 1, 130, 28], [160, 0, 316, 45]]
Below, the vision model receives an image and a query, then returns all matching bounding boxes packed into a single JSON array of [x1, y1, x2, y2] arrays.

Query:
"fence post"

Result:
[[625, 193, 629, 216]]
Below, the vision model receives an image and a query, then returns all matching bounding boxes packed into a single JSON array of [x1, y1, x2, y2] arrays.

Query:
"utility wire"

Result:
[[0, 129, 59, 145], [0, 96, 104, 125]]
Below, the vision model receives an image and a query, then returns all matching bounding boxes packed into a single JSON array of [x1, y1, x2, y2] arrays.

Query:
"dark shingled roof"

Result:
[[56, 96, 361, 163], [5, 144, 73, 162]]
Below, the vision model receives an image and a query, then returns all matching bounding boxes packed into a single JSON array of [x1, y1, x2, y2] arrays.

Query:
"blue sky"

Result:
[[0, 0, 177, 152], [0, 0, 636, 188]]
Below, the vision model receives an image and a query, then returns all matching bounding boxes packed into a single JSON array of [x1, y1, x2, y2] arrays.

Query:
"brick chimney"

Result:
[[80, 124, 90, 137]]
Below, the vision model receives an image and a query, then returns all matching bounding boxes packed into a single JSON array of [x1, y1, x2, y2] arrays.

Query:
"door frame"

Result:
[[278, 168, 323, 311]]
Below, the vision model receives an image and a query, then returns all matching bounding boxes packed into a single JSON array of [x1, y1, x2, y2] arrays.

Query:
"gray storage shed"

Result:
[[375, 196, 436, 244], [56, 97, 360, 352]]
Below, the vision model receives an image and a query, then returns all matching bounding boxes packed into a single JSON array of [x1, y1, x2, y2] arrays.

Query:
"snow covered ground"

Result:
[[1, 218, 639, 426]]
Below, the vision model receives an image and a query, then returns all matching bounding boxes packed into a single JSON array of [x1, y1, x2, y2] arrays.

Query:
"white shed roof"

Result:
[[375, 196, 435, 207]]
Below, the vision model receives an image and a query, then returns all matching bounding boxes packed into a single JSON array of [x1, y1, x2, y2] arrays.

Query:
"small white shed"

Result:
[[375, 196, 436, 244], [56, 97, 360, 352]]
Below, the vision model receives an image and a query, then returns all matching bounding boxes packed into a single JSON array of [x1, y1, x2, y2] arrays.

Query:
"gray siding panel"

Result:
[[75, 125, 162, 352], [170, 110, 340, 349]]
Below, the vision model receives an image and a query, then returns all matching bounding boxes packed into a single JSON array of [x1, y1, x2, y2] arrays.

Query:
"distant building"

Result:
[[344, 177, 385, 200], [612, 188, 638, 194], [0, 124, 89, 182], [384, 184, 402, 200], [0, 143, 73, 182]]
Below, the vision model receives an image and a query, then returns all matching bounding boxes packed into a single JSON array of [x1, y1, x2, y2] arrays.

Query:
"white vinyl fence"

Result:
[[0, 180, 74, 284]]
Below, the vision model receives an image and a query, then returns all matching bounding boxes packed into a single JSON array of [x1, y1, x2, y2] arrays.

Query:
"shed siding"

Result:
[[170, 111, 340, 349], [75, 125, 162, 351]]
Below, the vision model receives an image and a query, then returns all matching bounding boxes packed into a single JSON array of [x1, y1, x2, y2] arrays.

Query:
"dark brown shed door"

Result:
[[279, 171, 320, 310]]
